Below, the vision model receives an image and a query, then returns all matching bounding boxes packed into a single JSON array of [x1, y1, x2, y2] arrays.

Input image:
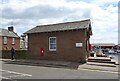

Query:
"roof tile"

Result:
[[25, 19, 92, 34]]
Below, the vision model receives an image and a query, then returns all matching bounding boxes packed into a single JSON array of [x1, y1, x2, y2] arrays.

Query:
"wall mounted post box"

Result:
[[40, 48, 44, 56]]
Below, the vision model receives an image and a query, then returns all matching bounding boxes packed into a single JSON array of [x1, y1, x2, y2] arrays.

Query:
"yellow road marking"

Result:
[[78, 68, 120, 74]]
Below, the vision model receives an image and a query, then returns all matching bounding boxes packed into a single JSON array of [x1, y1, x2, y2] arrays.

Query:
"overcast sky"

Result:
[[0, 0, 118, 44]]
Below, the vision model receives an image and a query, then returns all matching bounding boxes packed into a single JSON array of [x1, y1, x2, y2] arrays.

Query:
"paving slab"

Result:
[[78, 63, 118, 72], [89, 57, 111, 59], [0, 59, 80, 69]]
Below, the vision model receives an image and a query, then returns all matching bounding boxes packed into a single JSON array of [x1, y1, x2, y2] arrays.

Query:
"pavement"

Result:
[[0, 58, 119, 72], [0, 59, 80, 69], [88, 57, 112, 59], [0, 58, 119, 80], [1, 61, 119, 79], [78, 63, 118, 72]]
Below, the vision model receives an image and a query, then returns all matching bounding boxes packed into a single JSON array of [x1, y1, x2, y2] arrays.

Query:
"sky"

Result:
[[0, 0, 118, 44]]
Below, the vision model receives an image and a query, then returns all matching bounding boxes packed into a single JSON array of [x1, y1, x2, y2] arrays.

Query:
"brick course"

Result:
[[27, 29, 90, 63], [1, 36, 20, 50]]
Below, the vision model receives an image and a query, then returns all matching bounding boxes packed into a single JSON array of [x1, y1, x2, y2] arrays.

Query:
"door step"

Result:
[[87, 62, 116, 67], [87, 57, 118, 65]]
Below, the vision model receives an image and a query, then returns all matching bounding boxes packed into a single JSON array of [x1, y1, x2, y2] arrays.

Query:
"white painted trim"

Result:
[[3, 37, 7, 44], [49, 37, 57, 51], [12, 38, 15, 44]]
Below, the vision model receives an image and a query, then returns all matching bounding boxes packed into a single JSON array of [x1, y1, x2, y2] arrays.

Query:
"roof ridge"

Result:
[[0, 28, 8, 31], [25, 19, 92, 34], [36, 19, 90, 27], [0, 28, 19, 38]]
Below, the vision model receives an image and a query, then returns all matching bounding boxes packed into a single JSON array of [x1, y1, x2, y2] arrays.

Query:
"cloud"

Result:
[[2, 0, 93, 20], [0, 0, 118, 44]]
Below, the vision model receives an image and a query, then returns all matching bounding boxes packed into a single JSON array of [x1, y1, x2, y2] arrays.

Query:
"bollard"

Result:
[[94, 52, 96, 57]]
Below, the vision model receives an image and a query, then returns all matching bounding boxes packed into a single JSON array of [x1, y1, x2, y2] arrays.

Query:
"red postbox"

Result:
[[40, 48, 44, 56], [89, 44, 92, 51]]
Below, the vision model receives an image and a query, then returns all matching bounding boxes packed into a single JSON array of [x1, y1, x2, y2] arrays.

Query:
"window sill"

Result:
[[49, 50, 56, 51]]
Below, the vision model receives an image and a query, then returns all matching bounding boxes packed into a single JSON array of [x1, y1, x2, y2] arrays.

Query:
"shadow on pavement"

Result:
[[3, 61, 82, 70]]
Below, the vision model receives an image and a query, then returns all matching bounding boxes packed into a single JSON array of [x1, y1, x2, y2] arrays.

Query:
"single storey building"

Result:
[[25, 19, 92, 63]]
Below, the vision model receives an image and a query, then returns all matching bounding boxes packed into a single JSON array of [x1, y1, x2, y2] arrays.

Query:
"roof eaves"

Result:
[[24, 19, 91, 34], [25, 27, 87, 34]]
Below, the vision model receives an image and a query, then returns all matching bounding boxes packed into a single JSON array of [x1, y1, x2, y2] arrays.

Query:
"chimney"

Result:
[[8, 26, 14, 32]]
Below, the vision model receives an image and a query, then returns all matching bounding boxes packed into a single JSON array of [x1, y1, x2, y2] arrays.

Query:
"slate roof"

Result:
[[25, 19, 92, 35], [0, 28, 19, 38]]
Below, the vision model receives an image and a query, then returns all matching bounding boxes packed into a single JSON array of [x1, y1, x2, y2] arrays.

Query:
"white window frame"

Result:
[[12, 38, 15, 44], [4, 37, 7, 44], [49, 37, 57, 51]]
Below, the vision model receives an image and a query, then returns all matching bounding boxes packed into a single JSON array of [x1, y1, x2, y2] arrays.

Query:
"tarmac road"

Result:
[[1, 61, 119, 80]]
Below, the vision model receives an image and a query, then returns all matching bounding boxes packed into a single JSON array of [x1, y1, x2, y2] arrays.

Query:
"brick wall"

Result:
[[2, 50, 27, 59], [28, 29, 90, 63], [2, 36, 20, 50]]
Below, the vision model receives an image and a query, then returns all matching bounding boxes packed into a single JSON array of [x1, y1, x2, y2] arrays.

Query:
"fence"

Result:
[[2, 50, 28, 59]]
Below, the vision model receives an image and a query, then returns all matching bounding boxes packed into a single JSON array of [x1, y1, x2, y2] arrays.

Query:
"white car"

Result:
[[117, 50, 120, 53], [108, 50, 114, 54]]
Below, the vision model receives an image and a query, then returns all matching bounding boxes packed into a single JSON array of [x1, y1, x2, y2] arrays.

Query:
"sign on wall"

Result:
[[76, 43, 82, 47]]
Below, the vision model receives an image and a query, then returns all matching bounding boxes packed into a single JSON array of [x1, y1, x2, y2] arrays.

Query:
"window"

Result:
[[4, 37, 7, 44], [12, 38, 15, 44], [49, 37, 56, 51]]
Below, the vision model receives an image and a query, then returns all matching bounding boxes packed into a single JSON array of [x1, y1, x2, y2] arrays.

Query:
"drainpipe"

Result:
[[83, 29, 87, 63]]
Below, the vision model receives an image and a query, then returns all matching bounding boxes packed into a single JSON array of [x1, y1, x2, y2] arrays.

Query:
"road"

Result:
[[0, 61, 119, 80]]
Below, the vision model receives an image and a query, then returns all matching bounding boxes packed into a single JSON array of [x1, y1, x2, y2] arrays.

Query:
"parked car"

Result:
[[108, 50, 115, 54], [90, 51, 95, 57], [117, 50, 120, 53]]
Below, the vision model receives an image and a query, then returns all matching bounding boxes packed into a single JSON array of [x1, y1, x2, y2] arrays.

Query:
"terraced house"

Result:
[[25, 19, 92, 63], [0, 26, 20, 50]]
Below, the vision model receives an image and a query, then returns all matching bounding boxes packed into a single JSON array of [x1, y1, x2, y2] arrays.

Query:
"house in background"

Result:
[[91, 43, 116, 50], [90, 43, 117, 54], [0, 26, 20, 50], [20, 34, 28, 49], [25, 19, 92, 63]]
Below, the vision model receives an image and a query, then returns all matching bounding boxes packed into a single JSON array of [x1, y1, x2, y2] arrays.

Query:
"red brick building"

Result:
[[25, 19, 92, 63], [0, 26, 20, 50]]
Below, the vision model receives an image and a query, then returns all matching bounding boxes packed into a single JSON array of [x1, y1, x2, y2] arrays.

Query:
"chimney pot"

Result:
[[8, 26, 14, 32]]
